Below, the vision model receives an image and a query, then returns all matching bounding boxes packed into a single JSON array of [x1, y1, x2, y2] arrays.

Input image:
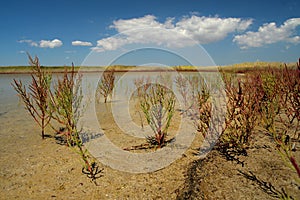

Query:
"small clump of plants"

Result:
[[217, 71, 264, 157], [187, 59, 300, 198], [12, 54, 102, 185], [260, 61, 300, 178]]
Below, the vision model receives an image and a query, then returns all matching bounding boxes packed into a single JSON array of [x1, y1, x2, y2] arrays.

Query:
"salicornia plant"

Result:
[[174, 74, 189, 113], [175, 74, 211, 137], [255, 60, 300, 196], [12, 53, 52, 139], [97, 69, 115, 103], [139, 83, 176, 148], [134, 76, 151, 98], [259, 67, 282, 131], [218, 71, 264, 153], [49, 64, 82, 144], [274, 60, 300, 179], [49, 65, 102, 184], [195, 85, 211, 137]]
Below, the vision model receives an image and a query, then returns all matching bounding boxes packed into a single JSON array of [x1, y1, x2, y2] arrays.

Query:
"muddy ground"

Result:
[[0, 98, 299, 200]]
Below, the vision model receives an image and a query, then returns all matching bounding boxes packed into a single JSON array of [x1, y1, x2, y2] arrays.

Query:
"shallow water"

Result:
[[0, 74, 29, 114], [0, 71, 222, 115]]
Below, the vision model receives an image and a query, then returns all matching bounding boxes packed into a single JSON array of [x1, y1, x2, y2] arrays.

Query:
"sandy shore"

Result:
[[0, 80, 299, 199]]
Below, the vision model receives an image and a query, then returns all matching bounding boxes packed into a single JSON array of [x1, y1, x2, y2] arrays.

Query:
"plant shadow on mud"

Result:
[[175, 147, 247, 200], [175, 152, 219, 200], [175, 159, 205, 200], [123, 137, 176, 151], [54, 127, 103, 146], [238, 170, 294, 199]]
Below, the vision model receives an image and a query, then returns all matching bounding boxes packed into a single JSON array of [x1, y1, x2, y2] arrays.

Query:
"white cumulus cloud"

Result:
[[93, 15, 253, 52], [233, 18, 300, 49], [72, 40, 93, 46], [175, 15, 252, 44], [39, 39, 63, 48], [18, 38, 63, 48]]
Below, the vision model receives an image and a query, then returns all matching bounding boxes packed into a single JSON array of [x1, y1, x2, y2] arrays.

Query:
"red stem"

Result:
[[290, 156, 300, 178]]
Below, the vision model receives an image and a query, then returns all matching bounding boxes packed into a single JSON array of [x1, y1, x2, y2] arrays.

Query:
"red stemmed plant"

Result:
[[12, 53, 52, 139]]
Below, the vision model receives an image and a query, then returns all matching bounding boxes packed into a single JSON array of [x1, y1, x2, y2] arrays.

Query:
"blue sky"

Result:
[[0, 0, 299, 66]]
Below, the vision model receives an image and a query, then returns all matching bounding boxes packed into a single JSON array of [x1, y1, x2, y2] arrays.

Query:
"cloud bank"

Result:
[[234, 18, 300, 49], [93, 15, 253, 52], [19, 38, 63, 48], [18, 16, 300, 51]]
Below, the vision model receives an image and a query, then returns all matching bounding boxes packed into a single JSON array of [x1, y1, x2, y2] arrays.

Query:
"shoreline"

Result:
[[0, 61, 297, 74], [0, 69, 220, 74]]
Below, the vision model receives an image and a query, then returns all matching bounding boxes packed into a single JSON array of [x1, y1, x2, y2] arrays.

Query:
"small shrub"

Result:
[[175, 74, 212, 138], [139, 83, 176, 148], [49, 64, 82, 144], [190, 76, 211, 135], [49, 65, 102, 184], [12, 53, 52, 139], [97, 69, 115, 103], [281, 61, 300, 132], [134, 76, 151, 98], [195, 87, 211, 137], [259, 68, 282, 131], [174, 74, 189, 113], [218, 71, 264, 153]]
